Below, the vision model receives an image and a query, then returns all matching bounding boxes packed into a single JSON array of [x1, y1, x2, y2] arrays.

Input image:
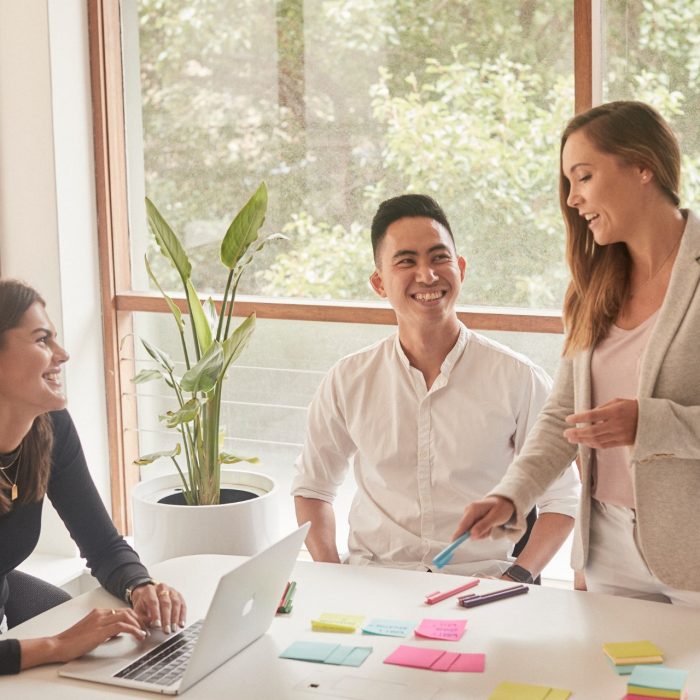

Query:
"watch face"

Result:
[[506, 565, 533, 583]]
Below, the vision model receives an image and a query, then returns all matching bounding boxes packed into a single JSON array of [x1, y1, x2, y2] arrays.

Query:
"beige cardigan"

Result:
[[492, 209, 700, 591]]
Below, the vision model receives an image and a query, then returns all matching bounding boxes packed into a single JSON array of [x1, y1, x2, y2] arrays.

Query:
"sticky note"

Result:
[[280, 641, 340, 663], [312, 613, 365, 632], [384, 645, 445, 670], [628, 664, 689, 692], [280, 641, 372, 668], [362, 618, 416, 637], [448, 653, 486, 673], [415, 618, 467, 642], [383, 645, 485, 674], [430, 652, 461, 672], [603, 641, 664, 661], [488, 681, 571, 700], [608, 660, 664, 676], [341, 647, 373, 667]]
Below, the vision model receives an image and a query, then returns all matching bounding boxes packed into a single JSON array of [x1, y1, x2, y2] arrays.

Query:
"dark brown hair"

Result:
[[0, 279, 54, 513], [559, 101, 681, 355]]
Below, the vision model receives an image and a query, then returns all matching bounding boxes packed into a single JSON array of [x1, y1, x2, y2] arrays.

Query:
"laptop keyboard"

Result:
[[114, 619, 204, 686]]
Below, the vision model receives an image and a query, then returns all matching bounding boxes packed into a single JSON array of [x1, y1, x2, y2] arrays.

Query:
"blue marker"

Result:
[[432, 531, 471, 569]]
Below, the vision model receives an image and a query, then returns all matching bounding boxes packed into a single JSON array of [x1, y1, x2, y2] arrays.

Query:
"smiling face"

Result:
[[0, 302, 69, 421], [562, 129, 652, 246], [369, 216, 466, 328]]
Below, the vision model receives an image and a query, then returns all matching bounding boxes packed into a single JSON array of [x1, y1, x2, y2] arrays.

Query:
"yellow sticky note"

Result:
[[311, 613, 365, 633], [603, 640, 663, 660], [488, 682, 572, 700]]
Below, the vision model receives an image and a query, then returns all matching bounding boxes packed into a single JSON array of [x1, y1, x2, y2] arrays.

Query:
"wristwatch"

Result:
[[503, 564, 534, 584], [125, 577, 157, 605]]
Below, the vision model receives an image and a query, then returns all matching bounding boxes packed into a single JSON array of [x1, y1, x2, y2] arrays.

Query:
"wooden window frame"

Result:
[[88, 0, 600, 533]]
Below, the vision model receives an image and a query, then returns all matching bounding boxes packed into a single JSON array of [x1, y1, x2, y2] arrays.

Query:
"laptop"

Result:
[[59, 523, 310, 695]]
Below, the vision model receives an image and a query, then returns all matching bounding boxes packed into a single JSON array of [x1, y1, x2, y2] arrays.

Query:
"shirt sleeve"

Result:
[[47, 411, 150, 601], [290, 364, 357, 503], [633, 398, 700, 462], [0, 639, 21, 675], [510, 361, 580, 519]]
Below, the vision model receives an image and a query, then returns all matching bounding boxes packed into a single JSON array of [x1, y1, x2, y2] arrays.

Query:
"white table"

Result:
[[5, 555, 700, 698]]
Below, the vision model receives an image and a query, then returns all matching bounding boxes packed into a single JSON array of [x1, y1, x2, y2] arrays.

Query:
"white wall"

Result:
[[0, 0, 111, 553]]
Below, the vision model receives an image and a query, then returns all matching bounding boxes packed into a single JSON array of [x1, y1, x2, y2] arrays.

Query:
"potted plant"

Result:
[[130, 182, 284, 565]]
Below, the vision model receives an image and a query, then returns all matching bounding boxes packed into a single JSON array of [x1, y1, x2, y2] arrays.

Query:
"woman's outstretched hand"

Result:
[[453, 495, 516, 541], [20, 607, 147, 670]]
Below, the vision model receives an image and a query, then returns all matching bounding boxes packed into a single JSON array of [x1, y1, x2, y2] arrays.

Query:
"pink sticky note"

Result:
[[448, 653, 485, 673], [383, 645, 445, 669], [430, 651, 461, 671], [415, 618, 467, 642]]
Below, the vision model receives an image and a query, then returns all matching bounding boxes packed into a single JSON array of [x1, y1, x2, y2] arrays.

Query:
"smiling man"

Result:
[[292, 194, 579, 580]]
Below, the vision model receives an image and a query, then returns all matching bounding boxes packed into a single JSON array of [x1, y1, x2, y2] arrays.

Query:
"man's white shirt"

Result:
[[292, 323, 579, 576]]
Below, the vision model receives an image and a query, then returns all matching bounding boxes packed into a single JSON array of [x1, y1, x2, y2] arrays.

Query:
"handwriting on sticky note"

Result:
[[362, 619, 416, 637], [415, 618, 467, 641]]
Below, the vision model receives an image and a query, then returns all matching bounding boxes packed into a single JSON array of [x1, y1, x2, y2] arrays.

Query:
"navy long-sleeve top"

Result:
[[0, 410, 149, 674]]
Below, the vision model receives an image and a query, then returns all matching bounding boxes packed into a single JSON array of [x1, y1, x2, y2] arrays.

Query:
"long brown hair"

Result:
[[560, 101, 681, 356], [0, 279, 54, 513]]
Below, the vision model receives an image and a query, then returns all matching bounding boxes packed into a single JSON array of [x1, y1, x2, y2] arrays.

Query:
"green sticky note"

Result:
[[280, 641, 339, 663], [341, 647, 373, 667], [324, 645, 355, 665]]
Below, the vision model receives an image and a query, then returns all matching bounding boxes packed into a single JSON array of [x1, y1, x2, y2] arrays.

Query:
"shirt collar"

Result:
[[392, 322, 469, 380]]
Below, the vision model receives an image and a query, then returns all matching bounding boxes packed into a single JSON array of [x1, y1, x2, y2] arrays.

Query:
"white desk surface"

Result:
[[5, 555, 700, 699]]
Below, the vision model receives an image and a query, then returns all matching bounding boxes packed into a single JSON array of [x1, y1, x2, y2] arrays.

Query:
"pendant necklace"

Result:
[[629, 233, 682, 298], [0, 444, 23, 501]]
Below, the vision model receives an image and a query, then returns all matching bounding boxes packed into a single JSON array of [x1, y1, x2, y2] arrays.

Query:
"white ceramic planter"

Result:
[[132, 470, 280, 567]]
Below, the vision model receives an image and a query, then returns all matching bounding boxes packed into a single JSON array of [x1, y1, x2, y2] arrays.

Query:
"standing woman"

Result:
[[454, 101, 700, 604], [0, 279, 186, 674]]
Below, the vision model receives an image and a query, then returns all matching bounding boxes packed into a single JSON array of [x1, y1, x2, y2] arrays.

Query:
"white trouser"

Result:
[[585, 498, 700, 606]]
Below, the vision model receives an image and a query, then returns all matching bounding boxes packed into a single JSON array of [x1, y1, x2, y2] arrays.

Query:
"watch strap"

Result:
[[125, 577, 157, 605]]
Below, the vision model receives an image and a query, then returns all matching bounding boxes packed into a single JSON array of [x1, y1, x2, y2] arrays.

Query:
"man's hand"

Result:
[[564, 398, 638, 449], [452, 496, 515, 541]]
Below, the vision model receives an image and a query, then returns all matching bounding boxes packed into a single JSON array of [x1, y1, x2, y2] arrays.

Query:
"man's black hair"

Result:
[[370, 193, 455, 261]]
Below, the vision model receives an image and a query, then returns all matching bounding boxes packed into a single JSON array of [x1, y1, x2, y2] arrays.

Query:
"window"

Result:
[[93, 2, 611, 584]]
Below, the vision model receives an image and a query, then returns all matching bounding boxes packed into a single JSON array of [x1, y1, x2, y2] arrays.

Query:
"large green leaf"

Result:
[[180, 341, 224, 394], [134, 443, 181, 466], [132, 368, 164, 384], [222, 313, 256, 372], [204, 297, 219, 337], [145, 254, 185, 333], [185, 279, 213, 354], [141, 338, 174, 373], [220, 453, 260, 464], [220, 182, 268, 269], [159, 398, 201, 428], [145, 197, 192, 283]]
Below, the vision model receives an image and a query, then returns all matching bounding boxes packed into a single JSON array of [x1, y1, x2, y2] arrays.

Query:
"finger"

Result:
[[156, 587, 173, 633], [169, 594, 184, 630], [470, 504, 512, 540]]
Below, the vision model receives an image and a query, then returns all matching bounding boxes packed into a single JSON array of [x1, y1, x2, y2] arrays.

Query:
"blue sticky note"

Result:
[[362, 618, 416, 638], [628, 665, 689, 691], [280, 641, 339, 663], [607, 658, 664, 676], [324, 645, 355, 665], [342, 647, 372, 667]]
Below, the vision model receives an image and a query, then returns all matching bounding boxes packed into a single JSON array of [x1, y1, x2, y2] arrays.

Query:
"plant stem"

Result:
[[216, 269, 235, 342]]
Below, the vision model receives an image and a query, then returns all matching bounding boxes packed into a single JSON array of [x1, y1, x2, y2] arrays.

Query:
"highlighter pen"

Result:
[[459, 584, 528, 608]]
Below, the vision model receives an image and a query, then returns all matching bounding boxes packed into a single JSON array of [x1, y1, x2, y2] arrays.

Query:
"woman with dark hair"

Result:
[[454, 101, 700, 604], [0, 279, 186, 674]]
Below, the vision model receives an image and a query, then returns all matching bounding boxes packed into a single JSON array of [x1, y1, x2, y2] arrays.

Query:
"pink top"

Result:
[[590, 309, 660, 508]]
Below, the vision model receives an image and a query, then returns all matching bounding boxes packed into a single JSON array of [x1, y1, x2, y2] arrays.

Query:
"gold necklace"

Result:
[[629, 234, 682, 298], [0, 444, 22, 501]]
